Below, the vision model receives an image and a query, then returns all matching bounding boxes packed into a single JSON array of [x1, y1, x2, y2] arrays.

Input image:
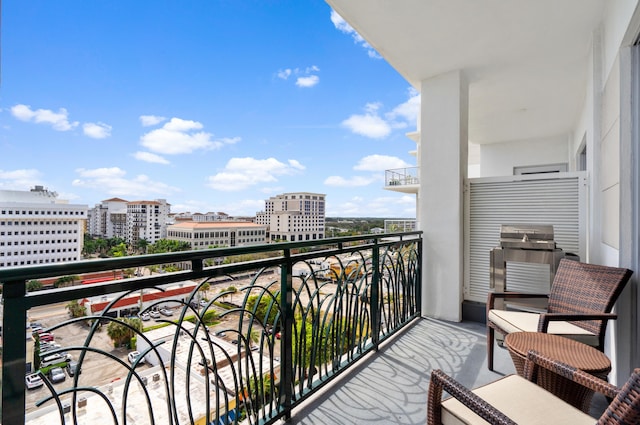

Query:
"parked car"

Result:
[[49, 367, 66, 383], [149, 310, 161, 319], [38, 332, 55, 342], [25, 373, 44, 390], [139, 312, 150, 321], [128, 351, 145, 366], [199, 300, 208, 307], [159, 308, 173, 317], [39, 342, 61, 353], [66, 360, 80, 377], [41, 353, 72, 368]]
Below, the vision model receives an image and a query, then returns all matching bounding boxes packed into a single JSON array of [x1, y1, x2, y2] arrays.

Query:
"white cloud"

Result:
[[140, 117, 238, 155], [342, 90, 420, 139], [0, 169, 43, 189], [386, 89, 420, 125], [277, 69, 292, 80], [287, 159, 306, 170], [277, 66, 320, 88], [133, 151, 170, 164], [354, 155, 412, 172], [260, 186, 285, 194], [330, 10, 381, 59], [10, 104, 79, 131], [324, 175, 377, 187], [296, 75, 319, 88], [342, 112, 391, 139], [83, 122, 112, 139], [207, 157, 305, 191], [140, 115, 166, 127], [73, 167, 180, 197]]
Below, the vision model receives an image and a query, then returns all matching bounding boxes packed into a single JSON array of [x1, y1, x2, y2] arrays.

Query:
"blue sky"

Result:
[[1, 1, 419, 218]]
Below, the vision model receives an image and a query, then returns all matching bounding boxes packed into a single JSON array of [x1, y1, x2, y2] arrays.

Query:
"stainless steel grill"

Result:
[[489, 224, 566, 296]]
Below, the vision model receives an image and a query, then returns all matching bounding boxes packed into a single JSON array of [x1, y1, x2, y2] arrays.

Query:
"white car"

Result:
[[41, 353, 72, 368], [128, 351, 145, 365], [25, 373, 43, 390], [149, 310, 161, 319]]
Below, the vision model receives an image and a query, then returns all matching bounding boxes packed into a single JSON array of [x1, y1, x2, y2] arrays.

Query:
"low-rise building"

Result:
[[166, 221, 267, 249]]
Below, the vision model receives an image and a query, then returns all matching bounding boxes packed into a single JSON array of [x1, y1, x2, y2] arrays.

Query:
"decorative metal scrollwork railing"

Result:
[[0, 232, 422, 425]]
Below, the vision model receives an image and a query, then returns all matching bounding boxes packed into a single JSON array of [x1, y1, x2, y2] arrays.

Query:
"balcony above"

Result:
[[385, 167, 419, 194]]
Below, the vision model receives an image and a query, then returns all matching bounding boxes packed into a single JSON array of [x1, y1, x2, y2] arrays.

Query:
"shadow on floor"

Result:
[[287, 317, 608, 424]]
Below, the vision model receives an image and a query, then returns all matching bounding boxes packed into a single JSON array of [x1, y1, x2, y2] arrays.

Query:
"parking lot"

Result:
[[25, 310, 151, 413]]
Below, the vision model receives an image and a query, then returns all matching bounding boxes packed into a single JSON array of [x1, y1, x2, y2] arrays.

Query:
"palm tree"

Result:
[[199, 281, 210, 302], [54, 275, 79, 288], [137, 238, 149, 254]]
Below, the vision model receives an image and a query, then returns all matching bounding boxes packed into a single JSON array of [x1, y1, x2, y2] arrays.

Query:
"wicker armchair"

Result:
[[486, 259, 633, 371], [428, 351, 640, 425]]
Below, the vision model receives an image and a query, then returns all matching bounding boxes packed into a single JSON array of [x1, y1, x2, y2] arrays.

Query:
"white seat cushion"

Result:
[[441, 375, 595, 425], [488, 310, 599, 346]]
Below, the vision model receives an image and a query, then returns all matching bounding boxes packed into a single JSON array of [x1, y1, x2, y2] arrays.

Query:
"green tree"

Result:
[[106, 317, 142, 348], [66, 299, 87, 318], [198, 281, 210, 301], [27, 280, 43, 292], [226, 286, 238, 303], [246, 295, 279, 327], [110, 242, 128, 257], [148, 239, 192, 254], [136, 238, 150, 254], [54, 275, 79, 288]]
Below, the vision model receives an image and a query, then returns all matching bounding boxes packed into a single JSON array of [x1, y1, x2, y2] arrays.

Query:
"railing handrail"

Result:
[[0, 232, 421, 283], [1, 232, 423, 425]]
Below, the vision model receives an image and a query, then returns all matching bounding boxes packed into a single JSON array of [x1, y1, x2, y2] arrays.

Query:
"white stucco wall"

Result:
[[479, 135, 569, 177], [419, 70, 467, 322]]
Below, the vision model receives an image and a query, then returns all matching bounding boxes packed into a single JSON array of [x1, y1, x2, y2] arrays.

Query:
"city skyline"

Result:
[[1, 1, 418, 218]]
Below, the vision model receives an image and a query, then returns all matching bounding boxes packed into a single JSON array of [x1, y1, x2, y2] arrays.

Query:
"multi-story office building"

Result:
[[87, 198, 128, 239], [126, 199, 170, 245], [255, 192, 325, 242], [166, 221, 267, 249], [0, 186, 87, 268], [171, 211, 237, 223]]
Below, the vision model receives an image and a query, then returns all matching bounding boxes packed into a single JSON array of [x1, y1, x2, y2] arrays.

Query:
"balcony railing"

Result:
[[0, 232, 422, 425], [385, 167, 419, 187]]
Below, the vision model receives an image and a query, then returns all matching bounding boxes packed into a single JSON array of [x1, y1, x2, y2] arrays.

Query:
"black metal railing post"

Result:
[[417, 238, 423, 315], [371, 239, 380, 350], [279, 248, 294, 420], [2, 279, 28, 425]]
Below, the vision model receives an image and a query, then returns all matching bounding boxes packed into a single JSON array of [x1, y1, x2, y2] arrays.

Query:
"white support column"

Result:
[[419, 70, 468, 321]]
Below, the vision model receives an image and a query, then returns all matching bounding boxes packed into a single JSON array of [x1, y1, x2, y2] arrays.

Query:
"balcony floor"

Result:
[[288, 317, 607, 424]]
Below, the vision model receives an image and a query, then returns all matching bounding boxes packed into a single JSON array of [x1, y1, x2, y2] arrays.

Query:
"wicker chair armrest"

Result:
[[487, 292, 549, 309], [537, 312, 617, 332], [526, 351, 620, 399], [428, 369, 517, 425]]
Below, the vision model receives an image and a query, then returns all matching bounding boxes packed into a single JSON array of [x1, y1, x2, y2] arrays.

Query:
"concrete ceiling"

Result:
[[326, 0, 605, 145]]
